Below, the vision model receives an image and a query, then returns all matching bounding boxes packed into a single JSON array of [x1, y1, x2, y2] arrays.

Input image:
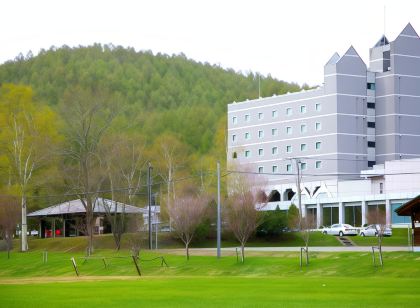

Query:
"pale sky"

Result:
[[2, 0, 420, 86]]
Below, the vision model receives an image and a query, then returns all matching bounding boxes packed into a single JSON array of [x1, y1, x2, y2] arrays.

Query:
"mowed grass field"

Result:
[[1, 240, 420, 307]]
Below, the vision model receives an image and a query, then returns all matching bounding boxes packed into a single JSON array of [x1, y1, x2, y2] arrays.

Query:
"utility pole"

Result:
[[217, 161, 221, 258], [294, 159, 302, 229], [147, 162, 153, 250]]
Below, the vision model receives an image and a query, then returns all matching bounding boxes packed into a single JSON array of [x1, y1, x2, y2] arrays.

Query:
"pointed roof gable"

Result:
[[343, 45, 359, 57], [398, 22, 419, 38], [373, 35, 389, 47], [338, 46, 366, 66], [325, 52, 340, 66]]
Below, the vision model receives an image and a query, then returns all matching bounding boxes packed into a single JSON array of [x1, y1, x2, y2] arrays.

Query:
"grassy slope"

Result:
[[20, 228, 410, 253], [13, 232, 342, 253], [1, 250, 420, 307], [351, 228, 411, 246]]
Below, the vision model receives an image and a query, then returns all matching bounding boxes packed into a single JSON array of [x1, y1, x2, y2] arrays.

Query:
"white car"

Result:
[[322, 224, 358, 236], [359, 224, 392, 237]]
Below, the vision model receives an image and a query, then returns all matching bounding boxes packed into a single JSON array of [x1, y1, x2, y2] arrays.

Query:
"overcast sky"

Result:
[[2, 0, 420, 86]]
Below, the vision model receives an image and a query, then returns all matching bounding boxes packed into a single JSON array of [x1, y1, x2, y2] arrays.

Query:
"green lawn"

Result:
[[1, 247, 420, 307], [2, 276, 419, 308], [350, 228, 411, 246]]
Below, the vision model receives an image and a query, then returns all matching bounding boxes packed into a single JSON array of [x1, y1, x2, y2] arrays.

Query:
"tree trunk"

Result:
[[186, 242, 190, 260], [86, 204, 94, 256], [6, 230, 11, 259], [241, 244, 245, 263], [21, 195, 28, 252]]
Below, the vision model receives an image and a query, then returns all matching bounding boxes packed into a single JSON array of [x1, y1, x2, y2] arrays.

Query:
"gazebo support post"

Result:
[[38, 220, 42, 238], [63, 218, 66, 238]]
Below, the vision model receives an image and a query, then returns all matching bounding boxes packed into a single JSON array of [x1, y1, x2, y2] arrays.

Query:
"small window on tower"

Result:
[[367, 83, 375, 90]]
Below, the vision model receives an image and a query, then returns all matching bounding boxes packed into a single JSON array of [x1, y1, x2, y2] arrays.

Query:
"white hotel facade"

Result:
[[227, 24, 420, 227]]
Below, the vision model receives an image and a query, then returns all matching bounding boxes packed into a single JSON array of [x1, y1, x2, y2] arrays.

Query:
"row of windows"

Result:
[[232, 122, 322, 142], [258, 161, 322, 173], [242, 142, 322, 158], [232, 103, 322, 124]]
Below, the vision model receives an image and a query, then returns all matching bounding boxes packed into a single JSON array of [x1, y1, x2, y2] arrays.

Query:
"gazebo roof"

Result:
[[28, 198, 145, 217], [395, 195, 420, 216]]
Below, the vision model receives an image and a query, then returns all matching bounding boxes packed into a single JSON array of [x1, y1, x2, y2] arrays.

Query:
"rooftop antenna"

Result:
[[383, 5, 386, 38]]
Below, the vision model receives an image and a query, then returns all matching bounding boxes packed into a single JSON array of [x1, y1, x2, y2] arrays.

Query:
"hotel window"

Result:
[[245, 132, 250, 140], [286, 107, 292, 116], [258, 112, 264, 120], [300, 143, 307, 151], [300, 162, 307, 170], [300, 105, 306, 113], [258, 166, 264, 173], [245, 150, 251, 158], [367, 83, 376, 90], [315, 122, 321, 131], [272, 110, 278, 118], [232, 134, 236, 142], [272, 147, 278, 155], [286, 164, 292, 173], [232, 116, 237, 124], [245, 114, 250, 122], [258, 148, 264, 156], [258, 130, 264, 138], [315, 103, 321, 111], [315, 161, 322, 169], [272, 165, 278, 173], [315, 141, 321, 150], [286, 145, 292, 153], [286, 126, 292, 134], [300, 124, 307, 133], [272, 128, 278, 136]]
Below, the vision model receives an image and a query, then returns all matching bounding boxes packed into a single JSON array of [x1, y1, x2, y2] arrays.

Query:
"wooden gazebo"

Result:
[[395, 195, 420, 249]]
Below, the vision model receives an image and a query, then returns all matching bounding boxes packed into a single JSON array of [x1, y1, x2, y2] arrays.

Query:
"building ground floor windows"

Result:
[[264, 195, 416, 228]]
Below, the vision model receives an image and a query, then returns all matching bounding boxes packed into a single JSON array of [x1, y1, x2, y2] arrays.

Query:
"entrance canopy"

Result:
[[28, 198, 145, 218]]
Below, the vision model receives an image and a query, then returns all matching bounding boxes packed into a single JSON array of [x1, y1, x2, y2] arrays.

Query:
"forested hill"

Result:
[[0, 44, 305, 158]]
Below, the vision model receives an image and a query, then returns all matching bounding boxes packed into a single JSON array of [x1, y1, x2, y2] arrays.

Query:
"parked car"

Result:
[[359, 224, 392, 237], [322, 224, 358, 236]]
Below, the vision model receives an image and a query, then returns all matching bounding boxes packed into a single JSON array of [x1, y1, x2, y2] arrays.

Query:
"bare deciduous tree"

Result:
[[152, 134, 188, 229], [0, 196, 20, 258], [300, 213, 316, 265], [225, 169, 266, 262], [125, 214, 144, 258], [367, 206, 387, 264], [288, 204, 316, 266], [168, 193, 208, 260], [102, 135, 145, 250], [60, 86, 119, 255]]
